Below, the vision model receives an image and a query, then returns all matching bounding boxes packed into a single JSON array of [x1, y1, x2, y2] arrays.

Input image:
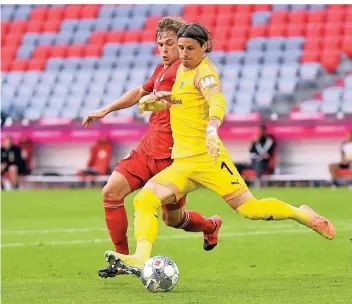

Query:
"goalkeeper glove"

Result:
[[138, 94, 169, 114], [206, 126, 221, 161]]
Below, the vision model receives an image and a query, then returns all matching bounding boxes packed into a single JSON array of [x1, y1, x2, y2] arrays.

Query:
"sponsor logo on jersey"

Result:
[[170, 99, 182, 105], [179, 81, 185, 89]]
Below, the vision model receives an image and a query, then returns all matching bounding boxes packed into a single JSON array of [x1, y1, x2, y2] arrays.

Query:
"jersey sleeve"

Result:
[[195, 63, 226, 122], [142, 65, 160, 93]]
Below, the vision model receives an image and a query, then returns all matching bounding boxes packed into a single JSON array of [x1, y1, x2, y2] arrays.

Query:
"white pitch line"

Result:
[[2, 221, 352, 236], [1, 228, 349, 248], [1, 228, 109, 235], [1, 225, 293, 235]]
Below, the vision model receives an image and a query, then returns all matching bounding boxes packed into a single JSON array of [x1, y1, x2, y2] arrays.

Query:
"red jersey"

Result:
[[135, 59, 181, 159]]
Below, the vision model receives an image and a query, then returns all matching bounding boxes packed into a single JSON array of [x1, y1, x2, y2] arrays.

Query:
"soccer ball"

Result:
[[140, 256, 179, 292]]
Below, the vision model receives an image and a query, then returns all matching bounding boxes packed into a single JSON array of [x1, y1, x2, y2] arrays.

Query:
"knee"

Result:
[[102, 184, 125, 202], [133, 188, 161, 211]]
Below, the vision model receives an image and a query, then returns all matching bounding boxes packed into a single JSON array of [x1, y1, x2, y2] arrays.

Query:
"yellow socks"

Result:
[[237, 197, 310, 225], [133, 188, 161, 261]]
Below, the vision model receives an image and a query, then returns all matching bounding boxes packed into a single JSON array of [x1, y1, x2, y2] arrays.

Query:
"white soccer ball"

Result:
[[140, 256, 179, 292]]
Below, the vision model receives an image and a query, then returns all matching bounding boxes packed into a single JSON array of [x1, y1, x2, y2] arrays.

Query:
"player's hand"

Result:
[[206, 127, 221, 161], [138, 94, 170, 114], [82, 109, 107, 128], [154, 91, 172, 101]]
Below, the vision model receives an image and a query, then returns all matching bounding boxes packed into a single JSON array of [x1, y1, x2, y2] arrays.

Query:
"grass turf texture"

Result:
[[2, 188, 352, 304]]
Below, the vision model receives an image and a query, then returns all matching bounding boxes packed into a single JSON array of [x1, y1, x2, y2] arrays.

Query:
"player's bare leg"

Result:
[[227, 191, 335, 240]]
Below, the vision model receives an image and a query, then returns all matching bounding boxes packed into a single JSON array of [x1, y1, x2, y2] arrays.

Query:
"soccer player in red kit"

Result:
[[83, 17, 221, 278]]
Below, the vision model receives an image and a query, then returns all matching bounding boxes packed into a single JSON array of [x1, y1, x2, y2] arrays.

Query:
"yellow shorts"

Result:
[[151, 150, 248, 202]]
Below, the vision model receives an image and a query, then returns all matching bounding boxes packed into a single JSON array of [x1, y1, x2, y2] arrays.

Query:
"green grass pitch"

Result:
[[1, 188, 352, 304]]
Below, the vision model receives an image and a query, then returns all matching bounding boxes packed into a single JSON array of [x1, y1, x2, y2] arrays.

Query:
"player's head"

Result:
[[156, 17, 186, 67], [176, 22, 213, 69], [3, 135, 13, 149]]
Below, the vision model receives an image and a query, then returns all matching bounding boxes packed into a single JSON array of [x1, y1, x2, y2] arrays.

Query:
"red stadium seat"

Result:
[[234, 4, 253, 13], [84, 45, 102, 57], [47, 6, 65, 20], [29, 7, 48, 21], [50, 45, 68, 58], [308, 10, 327, 24], [123, 30, 142, 43], [342, 37, 352, 58], [217, 4, 236, 15], [67, 45, 85, 57], [64, 5, 82, 19], [27, 20, 44, 33], [233, 13, 251, 26], [32, 46, 51, 59], [305, 23, 324, 37], [8, 21, 27, 35], [198, 16, 216, 28], [328, 4, 346, 10], [226, 38, 246, 51], [43, 20, 61, 32], [89, 32, 108, 45], [2, 61, 12, 71], [11, 59, 29, 71], [323, 36, 342, 50], [304, 37, 322, 51], [215, 14, 233, 28], [107, 31, 124, 43], [183, 5, 202, 17], [212, 41, 226, 52], [4, 34, 22, 47], [231, 26, 248, 39], [286, 24, 305, 36], [81, 4, 100, 19], [141, 30, 155, 42], [321, 50, 340, 72], [253, 4, 271, 11], [1, 46, 17, 62], [145, 16, 163, 31], [268, 24, 286, 37], [344, 23, 352, 37], [288, 10, 308, 25], [2, 22, 10, 36], [27, 59, 46, 71], [249, 24, 267, 38], [213, 27, 231, 41], [327, 10, 345, 23], [201, 4, 218, 16], [270, 11, 288, 25], [324, 23, 344, 37], [301, 50, 320, 63]]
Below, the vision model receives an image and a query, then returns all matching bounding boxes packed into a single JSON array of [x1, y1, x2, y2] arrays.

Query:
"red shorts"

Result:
[[114, 150, 186, 211]]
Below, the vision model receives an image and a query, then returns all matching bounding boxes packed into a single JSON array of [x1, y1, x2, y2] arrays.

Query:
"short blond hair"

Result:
[[156, 16, 186, 39]]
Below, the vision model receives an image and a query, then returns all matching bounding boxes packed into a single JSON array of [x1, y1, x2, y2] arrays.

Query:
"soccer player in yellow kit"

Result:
[[105, 23, 335, 276]]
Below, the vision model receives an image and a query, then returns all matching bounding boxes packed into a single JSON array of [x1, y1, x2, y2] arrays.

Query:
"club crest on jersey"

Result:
[[179, 81, 185, 89], [201, 76, 215, 90]]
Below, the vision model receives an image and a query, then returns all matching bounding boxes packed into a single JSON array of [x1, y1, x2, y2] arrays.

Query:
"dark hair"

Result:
[[176, 23, 213, 53], [156, 16, 187, 40]]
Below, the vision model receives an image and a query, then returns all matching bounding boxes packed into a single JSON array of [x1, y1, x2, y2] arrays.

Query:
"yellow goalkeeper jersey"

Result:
[[170, 56, 226, 159]]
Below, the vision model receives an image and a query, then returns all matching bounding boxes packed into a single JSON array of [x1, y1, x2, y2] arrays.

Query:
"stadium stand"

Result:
[[2, 4, 352, 122]]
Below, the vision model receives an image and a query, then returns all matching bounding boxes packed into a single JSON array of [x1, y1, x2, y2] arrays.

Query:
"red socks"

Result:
[[103, 199, 129, 254], [177, 210, 215, 234]]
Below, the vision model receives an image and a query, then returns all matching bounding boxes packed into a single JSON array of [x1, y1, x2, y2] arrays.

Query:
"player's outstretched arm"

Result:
[[82, 86, 148, 128]]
